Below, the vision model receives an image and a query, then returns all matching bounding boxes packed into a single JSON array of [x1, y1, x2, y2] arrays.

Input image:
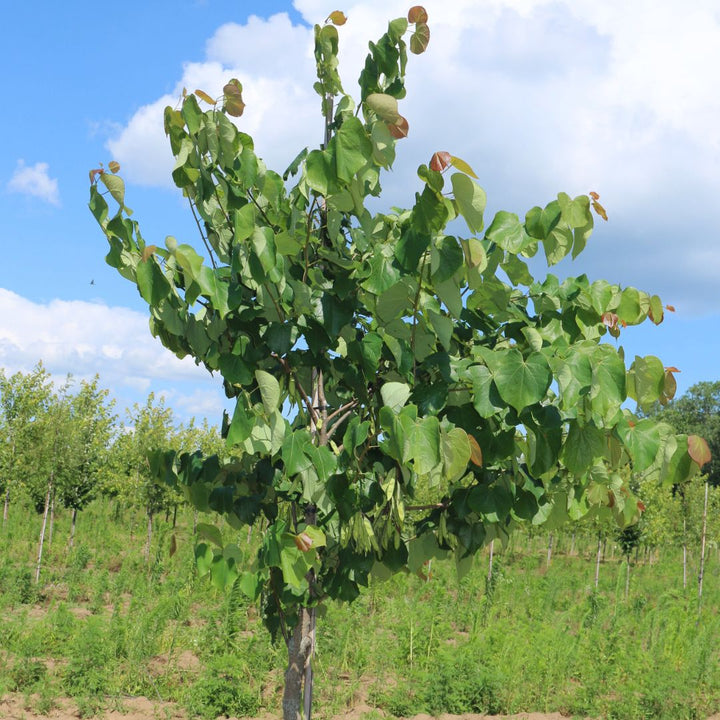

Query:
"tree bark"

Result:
[[48, 488, 55, 546], [625, 559, 631, 600], [36, 476, 53, 583], [283, 606, 315, 720], [69, 508, 77, 548], [594, 532, 602, 588], [698, 481, 709, 606], [546, 533, 553, 568]]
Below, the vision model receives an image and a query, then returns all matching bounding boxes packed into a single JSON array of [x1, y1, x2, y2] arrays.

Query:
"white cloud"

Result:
[[103, 0, 720, 313], [0, 289, 229, 422], [7, 160, 60, 206]]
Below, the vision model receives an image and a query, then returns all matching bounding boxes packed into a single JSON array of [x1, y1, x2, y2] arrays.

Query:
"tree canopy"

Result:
[[89, 7, 709, 719]]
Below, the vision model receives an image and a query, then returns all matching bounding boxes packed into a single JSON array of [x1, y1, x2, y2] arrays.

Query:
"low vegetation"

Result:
[[1, 496, 718, 720]]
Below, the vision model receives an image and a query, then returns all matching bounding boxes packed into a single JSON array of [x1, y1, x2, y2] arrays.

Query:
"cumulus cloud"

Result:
[[7, 160, 60, 206], [0, 289, 230, 422], [103, 0, 720, 314]]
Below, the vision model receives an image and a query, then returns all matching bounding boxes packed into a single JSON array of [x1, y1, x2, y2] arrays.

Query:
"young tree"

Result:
[[90, 9, 707, 719], [58, 377, 117, 546], [0, 363, 54, 524]]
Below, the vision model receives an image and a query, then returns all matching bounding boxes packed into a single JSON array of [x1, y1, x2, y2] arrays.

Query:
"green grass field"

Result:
[[1, 499, 719, 720]]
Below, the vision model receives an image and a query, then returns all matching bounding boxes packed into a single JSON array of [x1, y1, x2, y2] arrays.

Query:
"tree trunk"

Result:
[[283, 606, 315, 720], [3, 488, 9, 525], [594, 533, 602, 588], [570, 531, 576, 556], [36, 476, 53, 583], [546, 533, 553, 568], [172, 504, 178, 529], [69, 508, 77, 548], [48, 488, 55, 546], [145, 508, 153, 562], [698, 481, 709, 606], [625, 559, 631, 600]]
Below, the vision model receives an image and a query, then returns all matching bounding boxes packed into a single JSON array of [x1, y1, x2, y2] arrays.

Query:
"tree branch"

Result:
[[188, 199, 218, 271], [272, 353, 319, 426]]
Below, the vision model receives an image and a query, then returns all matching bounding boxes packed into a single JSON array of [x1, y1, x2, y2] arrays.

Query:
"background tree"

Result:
[[108, 393, 179, 560], [90, 8, 708, 720], [0, 363, 54, 524], [58, 377, 117, 546]]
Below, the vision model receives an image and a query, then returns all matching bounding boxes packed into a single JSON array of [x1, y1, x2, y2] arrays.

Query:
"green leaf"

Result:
[[562, 420, 605, 476], [365, 93, 400, 123], [306, 149, 336, 196], [487, 349, 551, 412], [334, 117, 372, 183], [250, 227, 277, 275], [468, 365, 505, 417], [486, 211, 530, 254], [431, 236, 463, 283], [627, 355, 665, 408], [617, 417, 661, 472], [99, 172, 132, 214], [441, 428, 471, 482], [406, 416, 440, 475], [451, 173, 486, 234], [194, 543, 213, 577], [196, 522, 223, 548], [282, 430, 313, 476], [255, 370, 280, 414], [227, 396, 254, 446], [136, 257, 171, 307], [381, 382, 411, 412]]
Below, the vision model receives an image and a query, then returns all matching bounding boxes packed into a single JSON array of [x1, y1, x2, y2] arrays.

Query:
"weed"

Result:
[[185, 654, 260, 719]]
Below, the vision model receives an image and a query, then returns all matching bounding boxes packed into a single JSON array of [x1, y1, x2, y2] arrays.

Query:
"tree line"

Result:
[[0, 363, 225, 578]]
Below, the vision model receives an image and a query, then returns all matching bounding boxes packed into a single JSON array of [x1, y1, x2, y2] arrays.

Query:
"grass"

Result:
[[1, 497, 719, 719]]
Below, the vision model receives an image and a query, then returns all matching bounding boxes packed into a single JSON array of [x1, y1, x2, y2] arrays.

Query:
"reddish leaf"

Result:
[[663, 367, 678, 402], [388, 116, 409, 139], [142, 245, 158, 262], [637, 501, 646, 512], [665, 366, 680, 373], [89, 168, 104, 184], [326, 10, 347, 25], [602, 312, 618, 329], [409, 22, 430, 54], [628, 420, 636, 428], [665, 304, 676, 312], [108, 161, 121, 174], [195, 89, 217, 105], [592, 200, 608, 221], [429, 151, 452, 173], [589, 190, 600, 200], [408, 5, 428, 23], [688, 435, 712, 468], [294, 532, 314, 552], [223, 80, 245, 117], [468, 434, 483, 466]]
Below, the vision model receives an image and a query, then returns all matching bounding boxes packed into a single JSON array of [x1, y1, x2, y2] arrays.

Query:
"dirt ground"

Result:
[[2, 694, 719, 720]]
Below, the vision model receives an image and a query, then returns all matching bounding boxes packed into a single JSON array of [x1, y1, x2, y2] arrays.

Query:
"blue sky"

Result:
[[1, 0, 719, 423]]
